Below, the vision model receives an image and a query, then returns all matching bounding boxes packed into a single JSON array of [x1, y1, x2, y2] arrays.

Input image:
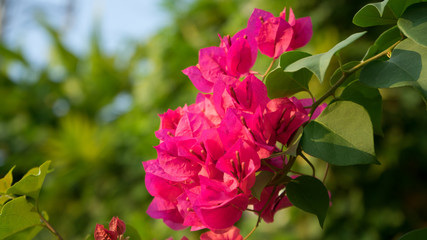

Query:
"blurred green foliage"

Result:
[[0, 0, 426, 239]]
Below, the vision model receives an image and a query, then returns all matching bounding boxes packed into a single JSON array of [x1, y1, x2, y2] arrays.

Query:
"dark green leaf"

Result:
[[360, 39, 427, 104], [7, 161, 51, 200], [363, 26, 402, 60], [266, 51, 312, 98], [285, 32, 366, 82], [388, 0, 423, 18], [353, 0, 397, 27], [339, 81, 383, 135], [301, 101, 378, 166], [251, 171, 274, 200], [399, 228, 427, 240], [0, 196, 42, 239], [398, 2, 427, 47], [286, 176, 329, 227]]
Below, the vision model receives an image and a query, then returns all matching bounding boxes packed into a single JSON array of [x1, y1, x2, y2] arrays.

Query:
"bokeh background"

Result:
[[0, 0, 426, 239]]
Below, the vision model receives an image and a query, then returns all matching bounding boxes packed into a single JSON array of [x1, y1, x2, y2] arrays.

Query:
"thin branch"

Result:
[[300, 153, 315, 177], [261, 59, 276, 81], [323, 163, 330, 183]]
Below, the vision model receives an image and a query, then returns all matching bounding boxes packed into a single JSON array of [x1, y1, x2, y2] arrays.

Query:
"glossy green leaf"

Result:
[[353, 0, 396, 27], [7, 161, 51, 200], [360, 39, 427, 104], [363, 26, 402, 60], [339, 81, 383, 136], [286, 176, 329, 227], [266, 51, 312, 98], [388, 0, 423, 18], [0, 196, 42, 239], [285, 32, 366, 82], [399, 228, 427, 240], [301, 101, 378, 166], [251, 171, 274, 200], [398, 2, 427, 47]]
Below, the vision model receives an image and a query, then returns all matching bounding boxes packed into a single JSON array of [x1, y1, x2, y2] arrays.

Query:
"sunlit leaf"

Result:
[[7, 161, 51, 200], [301, 101, 378, 166], [0, 196, 42, 239], [360, 39, 427, 105], [285, 32, 366, 82], [398, 2, 427, 47], [339, 81, 383, 136], [286, 176, 329, 227]]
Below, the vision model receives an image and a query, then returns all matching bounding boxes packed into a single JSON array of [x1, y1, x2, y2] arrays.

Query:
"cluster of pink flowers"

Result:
[[143, 7, 319, 238]]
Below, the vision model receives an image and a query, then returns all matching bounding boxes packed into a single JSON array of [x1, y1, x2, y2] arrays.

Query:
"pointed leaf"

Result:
[[285, 32, 366, 82], [7, 161, 51, 200], [301, 101, 378, 166], [0, 167, 14, 193], [286, 176, 329, 227], [0, 196, 41, 239], [353, 0, 397, 27], [339, 81, 383, 136], [360, 39, 427, 104], [398, 2, 427, 47]]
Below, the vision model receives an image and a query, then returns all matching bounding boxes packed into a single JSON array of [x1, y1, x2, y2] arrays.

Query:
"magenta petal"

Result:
[[247, 8, 274, 39], [194, 194, 248, 230], [198, 46, 227, 80], [257, 17, 293, 59], [200, 226, 244, 240], [145, 172, 183, 202], [226, 37, 254, 77], [147, 197, 186, 230], [288, 16, 313, 51], [182, 66, 214, 93], [280, 7, 296, 26]]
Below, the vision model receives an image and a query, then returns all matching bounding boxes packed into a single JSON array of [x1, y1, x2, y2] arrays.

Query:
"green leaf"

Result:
[[4, 226, 43, 240], [285, 32, 366, 83], [266, 51, 312, 98], [339, 81, 383, 136], [353, 0, 397, 27], [251, 171, 274, 200], [0, 167, 15, 206], [0, 196, 42, 239], [399, 228, 427, 240], [388, 0, 423, 18], [359, 39, 427, 104], [286, 176, 329, 227], [0, 167, 14, 193], [363, 26, 402, 60], [398, 2, 427, 47], [301, 101, 378, 166], [7, 161, 51, 200]]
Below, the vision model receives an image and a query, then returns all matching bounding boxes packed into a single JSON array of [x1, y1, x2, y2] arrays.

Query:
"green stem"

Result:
[[308, 39, 402, 118], [300, 152, 316, 177], [39, 212, 64, 240], [261, 59, 276, 81]]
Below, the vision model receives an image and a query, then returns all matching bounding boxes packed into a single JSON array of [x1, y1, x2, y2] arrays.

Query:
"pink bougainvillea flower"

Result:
[[200, 226, 244, 240], [182, 46, 227, 93], [191, 176, 250, 230], [94, 224, 118, 240], [109, 216, 126, 236], [280, 8, 313, 51], [147, 197, 186, 230], [247, 8, 293, 59], [221, 29, 258, 77]]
